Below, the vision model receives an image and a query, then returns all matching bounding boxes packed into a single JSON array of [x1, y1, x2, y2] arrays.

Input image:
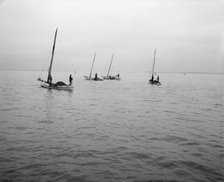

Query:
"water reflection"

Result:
[[43, 89, 55, 124]]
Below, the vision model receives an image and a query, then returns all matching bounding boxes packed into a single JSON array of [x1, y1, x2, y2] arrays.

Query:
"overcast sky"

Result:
[[0, 0, 223, 73]]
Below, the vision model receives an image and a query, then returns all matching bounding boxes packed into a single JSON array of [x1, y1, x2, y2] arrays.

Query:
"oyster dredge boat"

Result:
[[84, 52, 103, 81], [149, 48, 161, 85], [103, 53, 120, 80], [37, 28, 74, 91]]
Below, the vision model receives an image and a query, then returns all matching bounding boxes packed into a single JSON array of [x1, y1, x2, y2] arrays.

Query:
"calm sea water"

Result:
[[0, 70, 223, 182]]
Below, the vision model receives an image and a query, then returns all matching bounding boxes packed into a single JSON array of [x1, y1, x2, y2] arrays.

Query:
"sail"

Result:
[[89, 52, 96, 78], [47, 28, 58, 83], [107, 53, 114, 77], [152, 48, 156, 76]]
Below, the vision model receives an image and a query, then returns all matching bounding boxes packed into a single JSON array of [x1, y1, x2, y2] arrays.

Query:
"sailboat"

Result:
[[103, 53, 120, 80], [84, 52, 103, 81], [37, 28, 74, 90], [149, 48, 161, 85]]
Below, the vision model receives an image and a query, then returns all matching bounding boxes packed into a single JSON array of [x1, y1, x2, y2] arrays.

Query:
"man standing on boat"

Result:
[[150, 75, 154, 82], [94, 73, 98, 80], [48, 74, 52, 86], [69, 74, 73, 85]]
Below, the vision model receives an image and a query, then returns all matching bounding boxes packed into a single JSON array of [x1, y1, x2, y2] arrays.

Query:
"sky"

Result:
[[0, 0, 223, 73]]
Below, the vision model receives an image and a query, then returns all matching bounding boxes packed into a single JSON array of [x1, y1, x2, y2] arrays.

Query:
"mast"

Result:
[[152, 48, 156, 76], [89, 52, 96, 78], [47, 28, 58, 83], [107, 53, 114, 77]]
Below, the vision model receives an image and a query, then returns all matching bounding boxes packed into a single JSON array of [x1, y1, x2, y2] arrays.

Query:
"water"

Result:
[[0, 71, 223, 182]]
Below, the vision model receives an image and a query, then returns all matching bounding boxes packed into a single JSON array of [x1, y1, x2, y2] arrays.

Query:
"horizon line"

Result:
[[0, 68, 223, 75]]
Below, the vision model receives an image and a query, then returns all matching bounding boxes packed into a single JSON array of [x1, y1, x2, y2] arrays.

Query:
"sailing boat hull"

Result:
[[103, 76, 120, 80], [149, 80, 161, 85], [84, 76, 103, 81], [38, 29, 74, 91], [41, 82, 74, 91]]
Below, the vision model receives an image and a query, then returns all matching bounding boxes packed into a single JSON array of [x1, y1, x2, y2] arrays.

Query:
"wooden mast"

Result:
[[107, 53, 114, 78], [89, 52, 96, 78], [152, 48, 156, 76], [47, 28, 58, 83]]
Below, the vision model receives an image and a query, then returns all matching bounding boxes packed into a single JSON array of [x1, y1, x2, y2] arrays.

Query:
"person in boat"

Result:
[[117, 73, 120, 78], [49, 74, 53, 86], [69, 74, 73, 85], [150, 75, 154, 82], [94, 73, 98, 80], [157, 75, 159, 82]]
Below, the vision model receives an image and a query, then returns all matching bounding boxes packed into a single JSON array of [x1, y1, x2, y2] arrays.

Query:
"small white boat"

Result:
[[38, 79, 74, 90], [37, 28, 74, 91], [103, 53, 121, 80], [149, 48, 161, 85], [103, 75, 120, 80], [84, 53, 104, 81], [149, 79, 161, 85], [83, 76, 103, 81]]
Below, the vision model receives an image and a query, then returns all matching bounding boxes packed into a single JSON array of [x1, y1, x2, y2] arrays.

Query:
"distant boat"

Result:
[[37, 28, 74, 91], [149, 48, 161, 85], [103, 53, 120, 80], [84, 52, 103, 81]]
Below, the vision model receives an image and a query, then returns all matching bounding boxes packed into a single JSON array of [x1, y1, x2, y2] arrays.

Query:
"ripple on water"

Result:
[[135, 180, 184, 182], [0, 107, 20, 112], [0, 156, 14, 163], [125, 151, 151, 160], [10, 126, 29, 130], [55, 174, 89, 182], [174, 169, 191, 178], [162, 134, 189, 144], [38, 120, 55, 124], [180, 160, 224, 182], [157, 160, 178, 170], [180, 141, 200, 146]]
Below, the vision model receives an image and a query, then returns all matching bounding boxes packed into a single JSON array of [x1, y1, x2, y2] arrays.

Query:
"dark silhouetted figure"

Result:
[[69, 74, 73, 85], [117, 74, 120, 78], [150, 75, 154, 82], [157, 76, 159, 82], [49, 74, 52, 86], [94, 73, 98, 80]]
